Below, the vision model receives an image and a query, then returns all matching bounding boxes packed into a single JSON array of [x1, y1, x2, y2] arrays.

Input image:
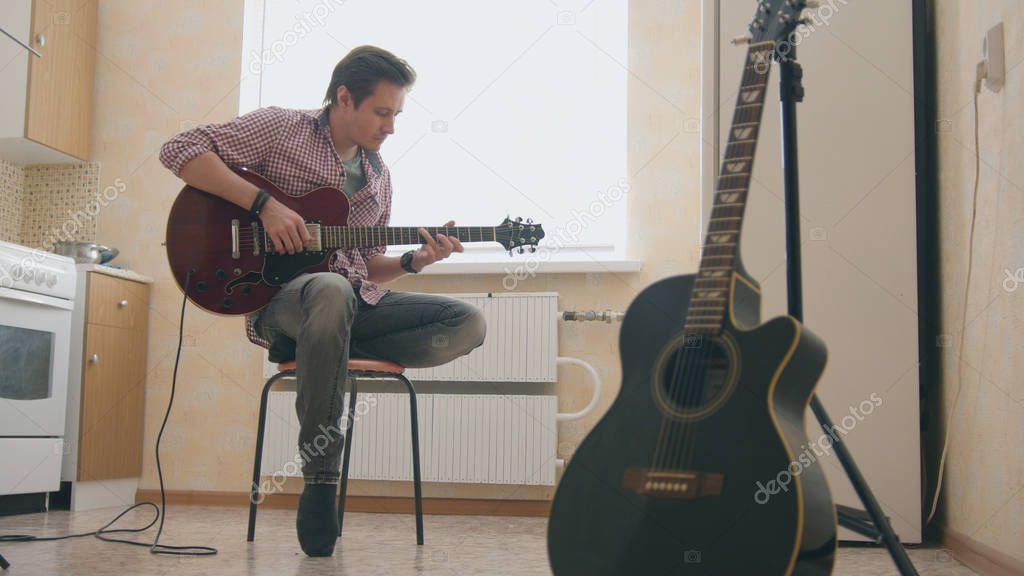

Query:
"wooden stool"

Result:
[[247, 358, 424, 545]]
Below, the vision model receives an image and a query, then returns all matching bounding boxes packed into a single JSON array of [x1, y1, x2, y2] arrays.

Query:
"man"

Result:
[[160, 46, 486, 557]]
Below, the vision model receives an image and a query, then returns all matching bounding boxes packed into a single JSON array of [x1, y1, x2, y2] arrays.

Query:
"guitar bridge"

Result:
[[622, 469, 724, 500]]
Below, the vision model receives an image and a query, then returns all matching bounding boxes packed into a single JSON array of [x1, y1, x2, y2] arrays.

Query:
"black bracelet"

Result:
[[250, 188, 271, 219]]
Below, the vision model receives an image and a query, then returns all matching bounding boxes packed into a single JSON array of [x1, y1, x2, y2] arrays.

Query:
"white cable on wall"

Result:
[[926, 69, 985, 526]]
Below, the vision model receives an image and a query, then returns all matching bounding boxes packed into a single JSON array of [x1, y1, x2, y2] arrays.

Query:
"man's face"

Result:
[[336, 80, 406, 152]]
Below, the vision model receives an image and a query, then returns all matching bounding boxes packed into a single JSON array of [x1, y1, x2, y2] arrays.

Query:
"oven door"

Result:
[[0, 286, 73, 437]]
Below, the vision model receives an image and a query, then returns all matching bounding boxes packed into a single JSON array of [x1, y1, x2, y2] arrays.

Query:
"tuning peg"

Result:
[[518, 247, 525, 254], [515, 216, 523, 223], [529, 246, 536, 253], [732, 35, 752, 46], [526, 218, 533, 224]]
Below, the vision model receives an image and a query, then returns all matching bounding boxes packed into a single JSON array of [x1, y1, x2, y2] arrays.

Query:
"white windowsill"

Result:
[[384, 245, 643, 275]]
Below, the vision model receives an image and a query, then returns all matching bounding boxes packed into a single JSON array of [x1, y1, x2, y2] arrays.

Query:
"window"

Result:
[[241, 0, 630, 269]]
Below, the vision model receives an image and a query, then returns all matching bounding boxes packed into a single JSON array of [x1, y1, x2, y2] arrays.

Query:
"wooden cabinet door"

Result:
[[25, 0, 97, 160], [0, 0, 32, 140], [78, 322, 147, 481], [87, 273, 151, 331]]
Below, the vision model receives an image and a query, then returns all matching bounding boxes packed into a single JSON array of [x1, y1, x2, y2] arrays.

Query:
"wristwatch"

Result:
[[400, 250, 419, 274]]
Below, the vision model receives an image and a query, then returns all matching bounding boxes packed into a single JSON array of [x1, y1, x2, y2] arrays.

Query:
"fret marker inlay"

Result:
[[725, 161, 748, 174], [733, 126, 755, 139]]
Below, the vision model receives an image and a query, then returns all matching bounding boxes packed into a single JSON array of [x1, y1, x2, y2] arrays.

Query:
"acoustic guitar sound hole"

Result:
[[653, 334, 738, 420]]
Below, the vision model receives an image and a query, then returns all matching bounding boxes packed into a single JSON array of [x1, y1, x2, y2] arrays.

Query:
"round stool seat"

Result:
[[277, 358, 406, 375]]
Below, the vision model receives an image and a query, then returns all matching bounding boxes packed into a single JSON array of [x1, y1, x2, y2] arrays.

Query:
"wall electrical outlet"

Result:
[[983, 22, 1005, 92]]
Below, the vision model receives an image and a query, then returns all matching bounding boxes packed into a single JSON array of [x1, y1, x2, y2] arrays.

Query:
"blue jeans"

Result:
[[253, 272, 486, 483]]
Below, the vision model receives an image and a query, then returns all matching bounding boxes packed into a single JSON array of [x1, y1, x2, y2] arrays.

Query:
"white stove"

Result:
[[0, 239, 76, 498], [0, 239, 76, 301]]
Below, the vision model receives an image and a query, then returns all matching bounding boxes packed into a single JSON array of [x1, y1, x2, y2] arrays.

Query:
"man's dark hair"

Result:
[[323, 45, 416, 109]]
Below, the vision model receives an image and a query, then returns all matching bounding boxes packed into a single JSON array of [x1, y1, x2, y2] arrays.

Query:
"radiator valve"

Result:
[[560, 310, 624, 323]]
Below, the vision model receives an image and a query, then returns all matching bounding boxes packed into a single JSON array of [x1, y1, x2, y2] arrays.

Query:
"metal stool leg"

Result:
[[338, 378, 358, 537], [397, 374, 424, 545], [248, 371, 292, 542]]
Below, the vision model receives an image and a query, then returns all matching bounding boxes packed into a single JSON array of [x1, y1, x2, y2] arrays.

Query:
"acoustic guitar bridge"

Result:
[[622, 469, 724, 500]]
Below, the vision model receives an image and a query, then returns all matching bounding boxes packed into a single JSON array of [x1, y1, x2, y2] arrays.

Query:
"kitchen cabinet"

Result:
[[0, 0, 97, 163], [62, 267, 152, 510]]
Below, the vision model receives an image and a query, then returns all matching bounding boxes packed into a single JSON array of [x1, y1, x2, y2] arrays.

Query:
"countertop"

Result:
[[76, 263, 154, 284]]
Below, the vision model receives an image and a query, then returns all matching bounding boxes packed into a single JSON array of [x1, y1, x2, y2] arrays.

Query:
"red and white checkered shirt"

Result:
[[159, 106, 392, 349]]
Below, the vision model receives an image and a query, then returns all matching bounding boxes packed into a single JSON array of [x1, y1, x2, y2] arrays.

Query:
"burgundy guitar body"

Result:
[[166, 169, 350, 316], [166, 168, 543, 316]]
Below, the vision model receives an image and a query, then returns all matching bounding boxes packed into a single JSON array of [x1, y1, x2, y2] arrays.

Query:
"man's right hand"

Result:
[[259, 197, 311, 254]]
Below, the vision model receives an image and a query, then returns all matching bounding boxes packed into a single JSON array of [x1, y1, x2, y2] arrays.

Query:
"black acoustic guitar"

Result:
[[547, 1, 837, 574]]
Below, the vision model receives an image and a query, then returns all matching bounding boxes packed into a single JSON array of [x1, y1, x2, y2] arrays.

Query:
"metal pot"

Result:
[[51, 241, 119, 264]]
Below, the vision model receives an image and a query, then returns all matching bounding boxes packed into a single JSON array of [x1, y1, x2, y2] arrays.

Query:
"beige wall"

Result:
[[934, 0, 1024, 564], [90, 0, 703, 500]]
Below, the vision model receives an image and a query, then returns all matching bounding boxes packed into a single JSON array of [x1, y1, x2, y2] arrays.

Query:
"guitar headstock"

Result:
[[496, 216, 545, 254], [747, 0, 814, 46]]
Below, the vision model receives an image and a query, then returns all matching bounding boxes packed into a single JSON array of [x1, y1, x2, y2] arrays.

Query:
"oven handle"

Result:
[[0, 286, 73, 311]]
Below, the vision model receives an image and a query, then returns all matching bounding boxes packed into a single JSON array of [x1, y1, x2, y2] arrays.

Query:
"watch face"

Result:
[[402, 251, 416, 272]]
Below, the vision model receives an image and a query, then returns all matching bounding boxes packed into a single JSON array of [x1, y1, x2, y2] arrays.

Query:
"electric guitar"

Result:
[[547, 1, 836, 574], [165, 168, 544, 315]]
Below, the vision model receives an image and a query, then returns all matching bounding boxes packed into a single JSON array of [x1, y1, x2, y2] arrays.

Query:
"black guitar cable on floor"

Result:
[[0, 270, 217, 569]]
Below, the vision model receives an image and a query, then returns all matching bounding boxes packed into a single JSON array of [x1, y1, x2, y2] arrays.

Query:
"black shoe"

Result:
[[296, 483, 339, 557]]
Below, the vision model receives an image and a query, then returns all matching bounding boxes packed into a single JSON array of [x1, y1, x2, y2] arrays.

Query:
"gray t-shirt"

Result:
[[341, 151, 367, 197]]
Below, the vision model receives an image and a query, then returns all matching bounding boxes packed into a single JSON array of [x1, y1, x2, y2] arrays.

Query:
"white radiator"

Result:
[[261, 292, 559, 382], [260, 391, 558, 485], [404, 292, 559, 382], [259, 292, 561, 486]]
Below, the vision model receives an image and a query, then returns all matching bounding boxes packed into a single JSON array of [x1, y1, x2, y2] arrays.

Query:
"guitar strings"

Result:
[[686, 49, 770, 472], [679, 52, 771, 473], [235, 227, 501, 248], [650, 44, 772, 477], [669, 336, 715, 474]]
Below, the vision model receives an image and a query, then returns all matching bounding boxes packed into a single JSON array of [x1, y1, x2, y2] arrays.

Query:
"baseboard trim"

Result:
[[135, 489, 551, 517], [943, 527, 1024, 576]]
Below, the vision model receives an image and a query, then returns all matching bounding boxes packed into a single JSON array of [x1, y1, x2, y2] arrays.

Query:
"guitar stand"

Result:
[[774, 43, 919, 576]]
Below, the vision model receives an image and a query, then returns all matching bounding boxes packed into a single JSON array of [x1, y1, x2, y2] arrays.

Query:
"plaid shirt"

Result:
[[159, 106, 392, 349]]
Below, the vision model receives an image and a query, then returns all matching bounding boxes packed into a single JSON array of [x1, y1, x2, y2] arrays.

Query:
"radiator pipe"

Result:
[[555, 357, 602, 422], [559, 309, 624, 323]]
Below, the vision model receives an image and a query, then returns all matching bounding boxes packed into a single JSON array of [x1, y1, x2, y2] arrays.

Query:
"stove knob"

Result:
[[46, 272, 58, 287], [11, 264, 23, 280], [35, 271, 46, 285], [23, 268, 34, 282]]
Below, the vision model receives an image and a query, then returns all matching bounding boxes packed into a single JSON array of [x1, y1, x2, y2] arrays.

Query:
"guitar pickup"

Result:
[[622, 469, 724, 500], [251, 222, 260, 256], [261, 223, 323, 254], [305, 223, 322, 251], [231, 219, 241, 259]]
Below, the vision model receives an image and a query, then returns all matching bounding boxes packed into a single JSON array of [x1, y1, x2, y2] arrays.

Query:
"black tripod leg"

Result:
[[775, 42, 919, 576], [811, 397, 919, 576], [0, 551, 10, 570]]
